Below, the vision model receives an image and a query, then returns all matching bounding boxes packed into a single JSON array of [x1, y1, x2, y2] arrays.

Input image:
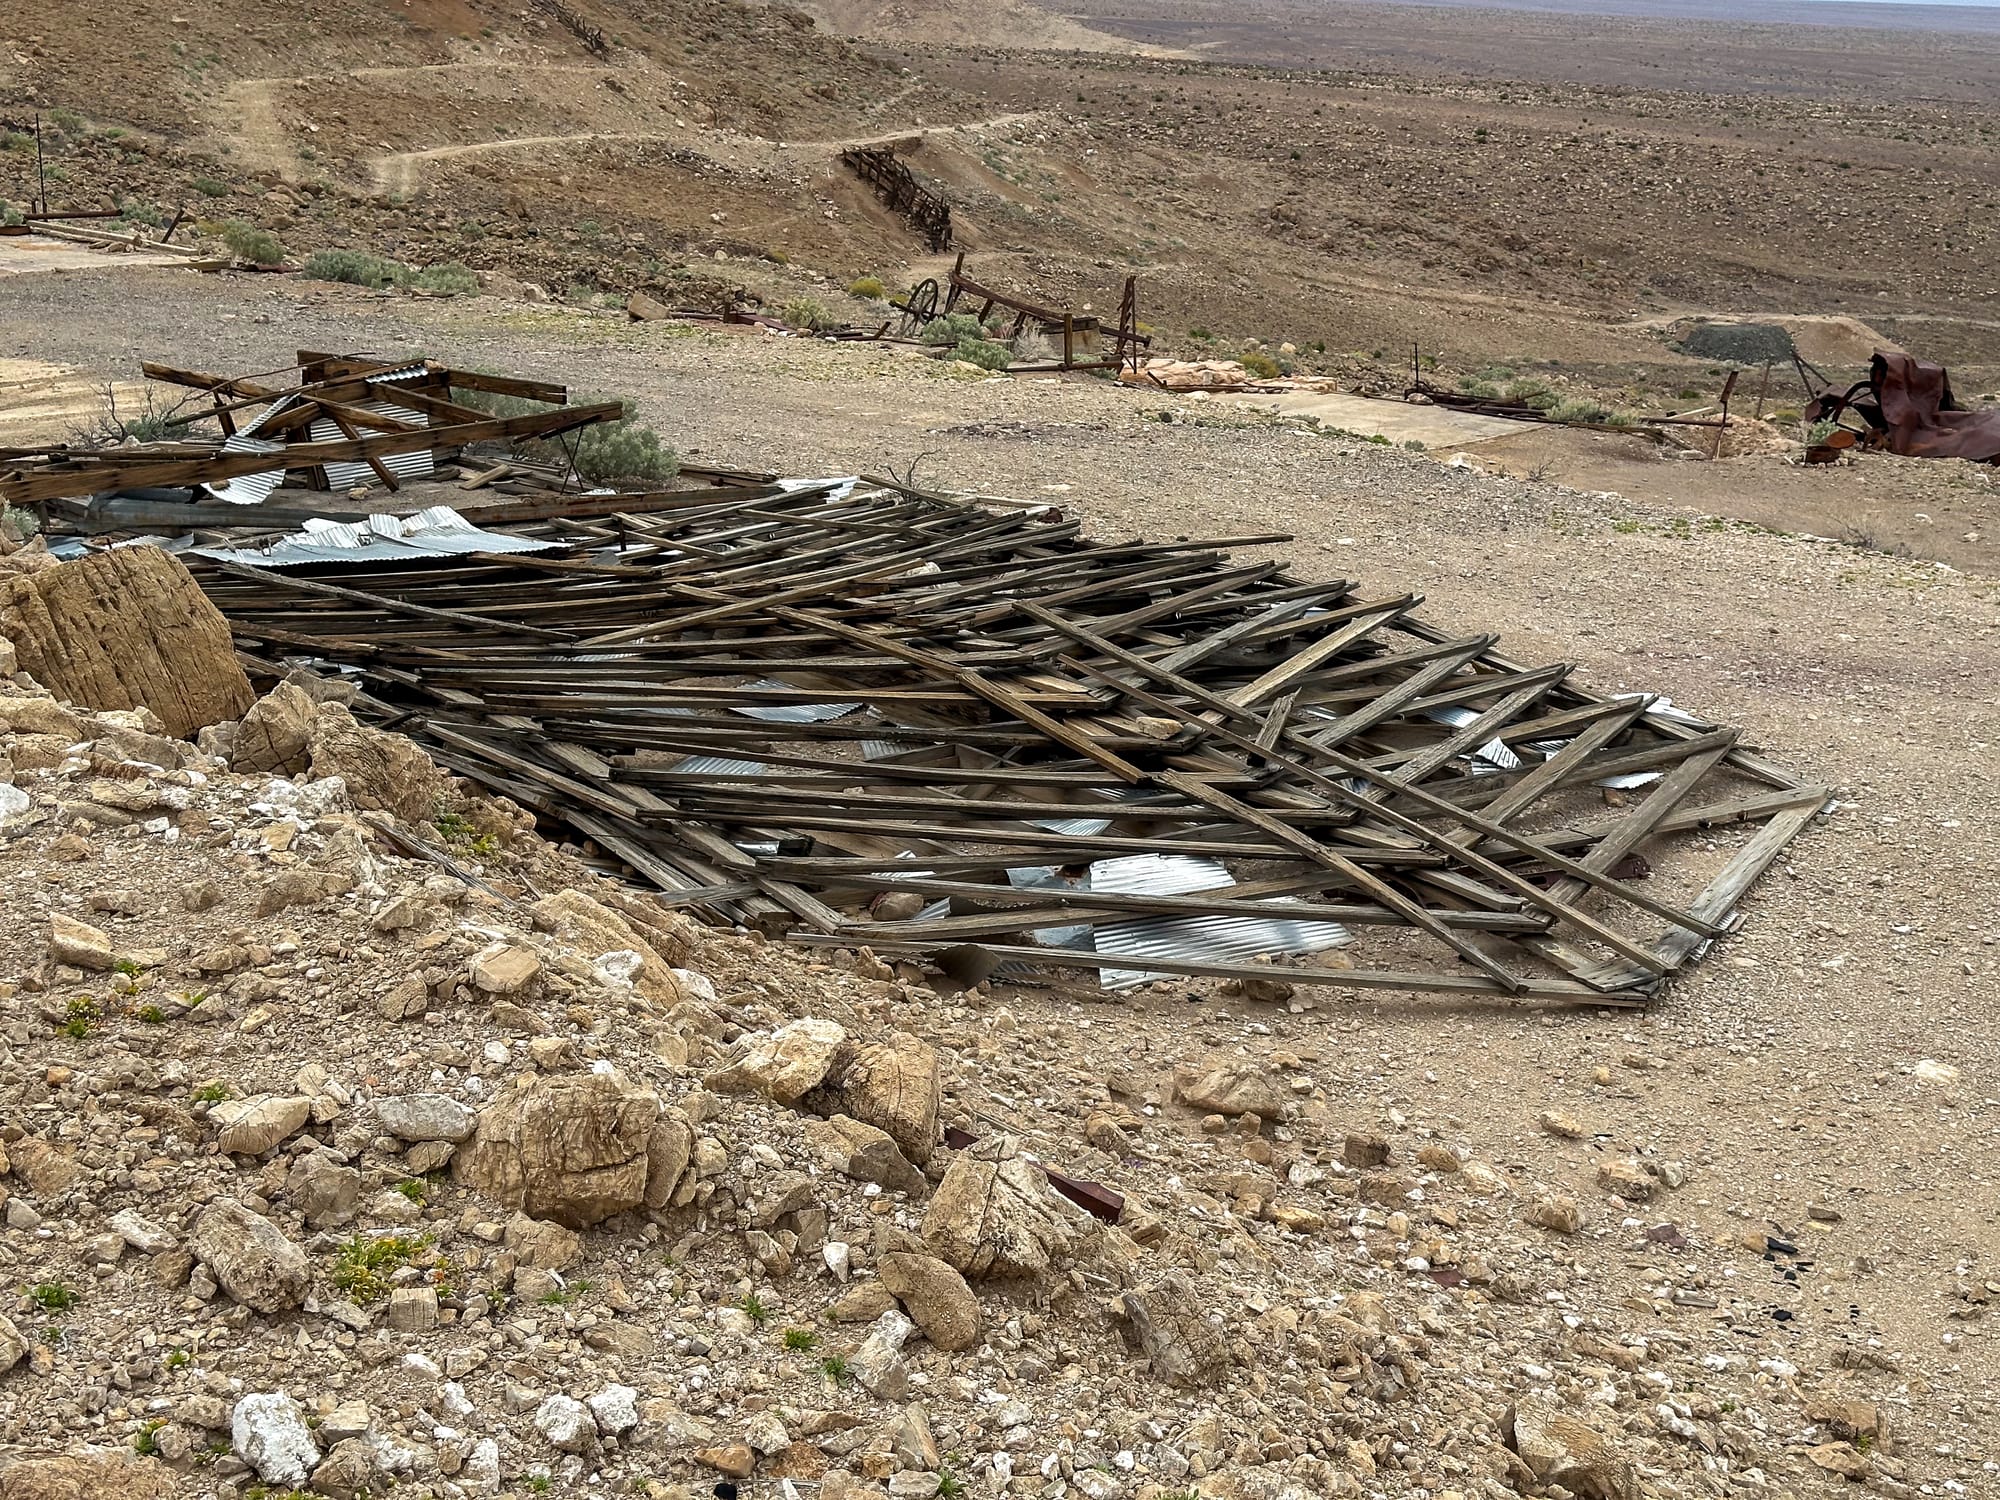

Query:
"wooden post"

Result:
[[33, 113, 46, 216], [1752, 361, 1772, 422], [1711, 370, 1739, 461], [1062, 313, 1074, 370]]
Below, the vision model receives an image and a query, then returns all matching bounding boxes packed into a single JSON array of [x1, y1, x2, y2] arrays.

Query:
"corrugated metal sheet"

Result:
[[729, 679, 861, 724], [1005, 853, 1351, 989], [192, 505, 559, 568], [311, 401, 436, 489], [1426, 705, 1522, 772], [668, 755, 766, 777], [200, 433, 287, 505]]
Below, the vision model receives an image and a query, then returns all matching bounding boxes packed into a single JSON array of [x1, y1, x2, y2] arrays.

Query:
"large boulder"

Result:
[[0, 1451, 177, 1500], [0, 547, 252, 738], [1502, 1395, 1640, 1500], [1111, 1272, 1229, 1388], [705, 1018, 846, 1105], [878, 1251, 981, 1351], [454, 1070, 690, 1228], [190, 1199, 311, 1312], [305, 703, 450, 822], [805, 1031, 941, 1166], [920, 1135, 1076, 1281]]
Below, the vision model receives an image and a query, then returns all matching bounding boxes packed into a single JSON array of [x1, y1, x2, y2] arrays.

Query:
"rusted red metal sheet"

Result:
[[1864, 352, 2000, 464]]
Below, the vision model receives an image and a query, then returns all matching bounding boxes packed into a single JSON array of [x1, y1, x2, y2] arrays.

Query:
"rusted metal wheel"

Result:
[[899, 277, 940, 334]]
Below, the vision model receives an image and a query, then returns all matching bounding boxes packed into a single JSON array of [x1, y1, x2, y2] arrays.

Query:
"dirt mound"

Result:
[[1778, 314, 1904, 369]]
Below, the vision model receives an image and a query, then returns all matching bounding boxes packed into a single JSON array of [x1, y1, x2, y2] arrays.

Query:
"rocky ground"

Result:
[[0, 608, 1958, 1500], [0, 268, 1994, 1500]]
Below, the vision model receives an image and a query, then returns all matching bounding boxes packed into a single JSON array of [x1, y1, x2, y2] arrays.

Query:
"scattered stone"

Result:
[[232, 1391, 321, 1485], [1538, 1107, 1585, 1140], [1172, 1063, 1286, 1119], [229, 681, 316, 774], [1502, 1395, 1638, 1500], [878, 1251, 981, 1351], [375, 1092, 476, 1143], [106, 1208, 174, 1253], [190, 1199, 311, 1313], [468, 942, 540, 995], [1596, 1157, 1655, 1202], [588, 1384, 640, 1437], [211, 1094, 313, 1155], [808, 1031, 942, 1165], [455, 1069, 685, 1229], [849, 1309, 914, 1399], [0, 1452, 176, 1500], [1111, 1271, 1229, 1388], [1526, 1195, 1582, 1234], [385, 1285, 439, 1332], [706, 1016, 846, 1104], [47, 912, 114, 972], [696, 1444, 755, 1479], [806, 1114, 927, 1196], [1342, 1131, 1391, 1167], [535, 1394, 598, 1454], [922, 1134, 1077, 1280]]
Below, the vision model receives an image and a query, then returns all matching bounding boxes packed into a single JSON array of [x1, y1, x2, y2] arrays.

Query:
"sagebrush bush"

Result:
[[847, 275, 886, 300], [1545, 397, 1611, 424], [412, 262, 479, 296], [954, 337, 1013, 372], [920, 313, 987, 347], [452, 383, 677, 485], [304, 248, 406, 289], [570, 414, 677, 483], [219, 219, 285, 266], [1239, 349, 1281, 380], [781, 297, 837, 333]]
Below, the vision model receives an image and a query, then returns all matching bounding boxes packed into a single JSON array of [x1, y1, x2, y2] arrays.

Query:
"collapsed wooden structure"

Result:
[[182, 473, 1823, 1007], [934, 253, 1150, 374], [0, 355, 620, 515], [840, 147, 953, 253]]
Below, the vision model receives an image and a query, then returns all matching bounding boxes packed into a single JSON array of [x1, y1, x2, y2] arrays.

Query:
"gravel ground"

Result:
[[4, 266, 1998, 1490]]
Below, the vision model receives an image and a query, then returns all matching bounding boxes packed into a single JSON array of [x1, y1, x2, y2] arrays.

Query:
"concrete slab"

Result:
[[1218, 388, 1527, 448], [0, 233, 191, 277]]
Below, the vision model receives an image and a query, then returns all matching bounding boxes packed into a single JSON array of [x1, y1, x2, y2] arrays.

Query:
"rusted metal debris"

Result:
[[1806, 350, 2000, 465], [841, 147, 953, 252], [114, 416, 1823, 1008]]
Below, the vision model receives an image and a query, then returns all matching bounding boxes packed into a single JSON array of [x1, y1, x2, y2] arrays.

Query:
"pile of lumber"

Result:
[[186, 477, 1824, 1006]]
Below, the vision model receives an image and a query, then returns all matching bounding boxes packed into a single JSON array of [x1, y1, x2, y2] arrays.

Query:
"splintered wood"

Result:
[[193, 478, 1825, 1006]]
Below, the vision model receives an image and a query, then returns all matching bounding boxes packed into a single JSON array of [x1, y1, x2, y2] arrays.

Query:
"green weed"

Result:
[[847, 276, 886, 300], [219, 220, 285, 266], [411, 262, 479, 296], [782, 1326, 818, 1351], [30, 1282, 76, 1313], [330, 1232, 431, 1303], [738, 1292, 770, 1324]]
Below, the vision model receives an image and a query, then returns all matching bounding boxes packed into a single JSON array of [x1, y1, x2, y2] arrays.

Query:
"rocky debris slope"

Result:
[[0, 643, 1923, 1498]]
